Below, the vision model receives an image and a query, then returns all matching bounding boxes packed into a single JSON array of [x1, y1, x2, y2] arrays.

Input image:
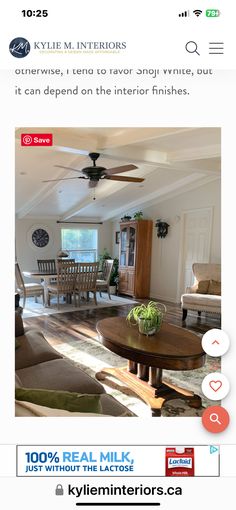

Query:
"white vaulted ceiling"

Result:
[[15, 127, 221, 221]]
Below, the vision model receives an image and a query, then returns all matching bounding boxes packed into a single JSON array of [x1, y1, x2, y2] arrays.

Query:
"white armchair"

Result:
[[181, 263, 221, 321]]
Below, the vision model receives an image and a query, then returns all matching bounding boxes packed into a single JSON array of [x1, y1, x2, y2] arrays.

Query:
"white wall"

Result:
[[112, 179, 221, 303], [15, 218, 112, 278], [17, 180, 220, 300]]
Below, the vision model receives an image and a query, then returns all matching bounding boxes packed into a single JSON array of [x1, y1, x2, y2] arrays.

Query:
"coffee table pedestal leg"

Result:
[[149, 367, 162, 388], [96, 361, 202, 416]]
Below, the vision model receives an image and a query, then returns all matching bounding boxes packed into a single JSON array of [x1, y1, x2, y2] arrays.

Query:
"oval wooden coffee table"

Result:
[[96, 317, 206, 416]]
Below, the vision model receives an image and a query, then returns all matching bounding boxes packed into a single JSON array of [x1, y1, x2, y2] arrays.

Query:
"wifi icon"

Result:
[[193, 9, 203, 17]]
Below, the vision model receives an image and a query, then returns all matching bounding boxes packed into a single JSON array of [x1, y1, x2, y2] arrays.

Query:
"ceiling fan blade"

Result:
[[89, 180, 99, 188], [54, 164, 83, 174], [56, 147, 89, 156], [105, 176, 145, 183], [42, 176, 87, 183], [105, 164, 138, 176]]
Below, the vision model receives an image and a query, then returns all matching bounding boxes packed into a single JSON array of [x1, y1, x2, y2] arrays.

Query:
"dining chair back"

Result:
[[56, 258, 75, 266], [96, 259, 114, 300], [75, 262, 99, 306], [15, 262, 44, 308], [47, 261, 78, 309], [37, 259, 56, 273]]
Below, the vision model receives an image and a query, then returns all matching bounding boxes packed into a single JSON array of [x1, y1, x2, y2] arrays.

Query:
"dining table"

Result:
[[23, 266, 98, 306]]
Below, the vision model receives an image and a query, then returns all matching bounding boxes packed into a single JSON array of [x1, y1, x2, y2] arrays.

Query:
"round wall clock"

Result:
[[32, 228, 49, 248], [27, 224, 53, 251]]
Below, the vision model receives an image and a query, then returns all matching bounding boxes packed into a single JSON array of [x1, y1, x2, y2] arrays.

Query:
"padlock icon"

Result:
[[55, 484, 64, 496]]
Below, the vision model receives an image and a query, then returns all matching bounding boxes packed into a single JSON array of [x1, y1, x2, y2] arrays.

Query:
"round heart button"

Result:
[[202, 372, 230, 400], [209, 380, 222, 392]]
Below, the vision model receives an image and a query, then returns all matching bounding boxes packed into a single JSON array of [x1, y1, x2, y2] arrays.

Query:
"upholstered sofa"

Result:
[[181, 263, 221, 321], [15, 313, 135, 417]]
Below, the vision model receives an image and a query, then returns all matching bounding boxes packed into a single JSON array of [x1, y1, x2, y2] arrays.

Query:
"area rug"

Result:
[[22, 295, 138, 319], [45, 320, 220, 418]]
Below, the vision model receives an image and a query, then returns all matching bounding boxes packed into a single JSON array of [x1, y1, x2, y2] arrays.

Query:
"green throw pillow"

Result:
[[15, 388, 102, 414]]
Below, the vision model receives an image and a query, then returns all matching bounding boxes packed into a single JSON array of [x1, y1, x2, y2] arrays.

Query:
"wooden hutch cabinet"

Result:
[[118, 219, 153, 298]]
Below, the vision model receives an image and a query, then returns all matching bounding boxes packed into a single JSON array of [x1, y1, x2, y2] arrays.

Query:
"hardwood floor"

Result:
[[23, 297, 221, 348]]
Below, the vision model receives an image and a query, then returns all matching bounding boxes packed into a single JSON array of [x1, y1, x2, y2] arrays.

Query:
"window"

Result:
[[61, 228, 98, 262]]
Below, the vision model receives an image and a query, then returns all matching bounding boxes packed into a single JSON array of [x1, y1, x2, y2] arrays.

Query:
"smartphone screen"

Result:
[[0, 1, 235, 508]]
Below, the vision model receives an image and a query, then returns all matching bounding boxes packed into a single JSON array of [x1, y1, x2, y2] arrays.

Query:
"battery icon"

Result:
[[206, 9, 220, 17]]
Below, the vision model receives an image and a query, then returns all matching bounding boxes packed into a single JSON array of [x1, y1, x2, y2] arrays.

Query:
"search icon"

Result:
[[185, 41, 200, 55], [210, 413, 221, 425], [202, 406, 230, 433]]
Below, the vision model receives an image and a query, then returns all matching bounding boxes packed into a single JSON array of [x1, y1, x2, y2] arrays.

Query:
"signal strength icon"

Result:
[[179, 10, 190, 17], [193, 9, 203, 17]]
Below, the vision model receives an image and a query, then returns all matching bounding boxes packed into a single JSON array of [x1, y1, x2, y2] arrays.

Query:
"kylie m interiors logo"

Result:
[[9, 38, 127, 56], [9, 37, 31, 58]]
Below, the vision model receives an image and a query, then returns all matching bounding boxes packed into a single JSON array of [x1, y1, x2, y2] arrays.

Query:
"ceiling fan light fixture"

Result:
[[45, 152, 144, 186]]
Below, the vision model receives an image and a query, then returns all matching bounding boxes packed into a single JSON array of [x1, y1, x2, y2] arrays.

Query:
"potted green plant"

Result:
[[133, 211, 143, 220], [126, 301, 166, 336]]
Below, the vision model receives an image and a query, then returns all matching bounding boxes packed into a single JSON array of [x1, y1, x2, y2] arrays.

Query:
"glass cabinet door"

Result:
[[120, 227, 128, 266], [128, 226, 136, 266]]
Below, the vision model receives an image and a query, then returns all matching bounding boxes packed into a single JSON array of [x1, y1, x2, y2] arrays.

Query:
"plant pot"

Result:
[[138, 318, 157, 336], [126, 301, 166, 336], [109, 285, 117, 295]]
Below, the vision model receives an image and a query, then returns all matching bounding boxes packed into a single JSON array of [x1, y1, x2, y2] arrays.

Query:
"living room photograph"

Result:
[[15, 127, 221, 418]]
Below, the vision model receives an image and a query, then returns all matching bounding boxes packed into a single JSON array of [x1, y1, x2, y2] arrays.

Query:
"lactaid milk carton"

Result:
[[165, 447, 195, 476]]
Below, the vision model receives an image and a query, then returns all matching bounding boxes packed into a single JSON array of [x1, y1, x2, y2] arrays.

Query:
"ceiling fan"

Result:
[[42, 152, 144, 188]]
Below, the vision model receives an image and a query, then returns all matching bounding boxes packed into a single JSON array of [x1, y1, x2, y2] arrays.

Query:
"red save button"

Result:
[[21, 133, 53, 146]]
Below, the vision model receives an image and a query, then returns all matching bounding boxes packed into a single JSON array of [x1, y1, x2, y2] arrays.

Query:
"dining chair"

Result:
[[46, 261, 78, 309], [15, 262, 45, 308], [96, 259, 114, 300], [37, 259, 56, 273], [37, 258, 57, 285], [56, 258, 75, 265], [75, 262, 99, 307]]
